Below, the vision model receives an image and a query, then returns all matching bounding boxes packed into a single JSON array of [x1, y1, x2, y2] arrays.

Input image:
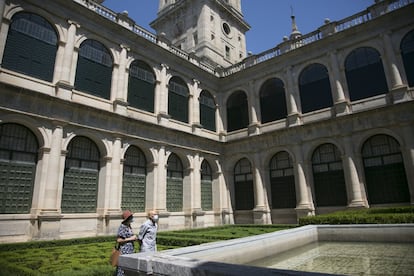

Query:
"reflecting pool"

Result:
[[247, 241, 414, 275]]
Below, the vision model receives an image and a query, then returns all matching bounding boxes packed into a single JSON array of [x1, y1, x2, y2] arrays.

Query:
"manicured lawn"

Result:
[[0, 224, 294, 276], [1, 206, 412, 275]]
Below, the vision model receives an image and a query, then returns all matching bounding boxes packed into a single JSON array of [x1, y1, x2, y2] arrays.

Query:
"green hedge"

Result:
[[299, 206, 414, 226]]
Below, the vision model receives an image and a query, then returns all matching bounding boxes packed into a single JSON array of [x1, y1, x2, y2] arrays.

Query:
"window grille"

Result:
[[201, 160, 213, 210], [269, 151, 296, 208], [130, 65, 155, 84], [0, 123, 37, 214], [345, 47, 388, 101], [122, 146, 147, 212], [260, 78, 287, 123], [166, 153, 183, 212], [11, 16, 57, 45], [79, 41, 112, 67], [234, 158, 254, 210], [362, 134, 409, 204], [200, 91, 216, 131], [62, 136, 99, 213], [299, 64, 333, 113], [312, 144, 347, 207]]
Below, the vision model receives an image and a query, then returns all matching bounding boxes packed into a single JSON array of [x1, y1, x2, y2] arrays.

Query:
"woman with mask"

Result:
[[115, 210, 137, 276], [138, 210, 159, 252]]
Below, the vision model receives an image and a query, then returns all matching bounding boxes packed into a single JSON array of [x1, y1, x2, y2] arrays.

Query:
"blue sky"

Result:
[[102, 0, 374, 54]]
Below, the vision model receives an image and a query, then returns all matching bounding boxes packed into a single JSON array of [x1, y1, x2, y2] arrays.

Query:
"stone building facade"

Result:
[[0, 0, 413, 242]]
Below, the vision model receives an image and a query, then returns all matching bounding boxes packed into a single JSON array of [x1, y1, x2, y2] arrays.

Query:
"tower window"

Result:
[[222, 22, 231, 36], [225, 46, 230, 59]]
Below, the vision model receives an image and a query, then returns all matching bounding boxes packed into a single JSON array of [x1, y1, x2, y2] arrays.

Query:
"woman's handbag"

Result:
[[110, 243, 121, 267]]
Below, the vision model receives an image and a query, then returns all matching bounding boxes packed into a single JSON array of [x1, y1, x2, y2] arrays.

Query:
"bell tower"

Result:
[[151, 0, 250, 67]]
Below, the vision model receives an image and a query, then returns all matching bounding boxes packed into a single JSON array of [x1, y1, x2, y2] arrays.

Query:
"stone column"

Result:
[[252, 153, 271, 224], [382, 32, 408, 103], [216, 96, 226, 141], [113, 45, 129, 115], [55, 20, 79, 99], [156, 64, 170, 124], [109, 138, 123, 211], [284, 66, 301, 126], [401, 125, 414, 203], [43, 123, 64, 211], [190, 79, 202, 133], [0, 13, 10, 60], [329, 51, 350, 115], [155, 146, 167, 212], [382, 32, 404, 88], [247, 80, 260, 135], [189, 153, 205, 227], [292, 145, 314, 218], [342, 136, 367, 208], [37, 123, 64, 239]]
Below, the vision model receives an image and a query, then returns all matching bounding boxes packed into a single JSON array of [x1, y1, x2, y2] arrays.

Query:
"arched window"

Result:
[[260, 78, 287, 123], [128, 60, 155, 112], [75, 39, 113, 99], [62, 136, 100, 213], [166, 153, 183, 212], [362, 134, 409, 204], [400, 29, 414, 87], [199, 90, 216, 132], [299, 64, 333, 113], [0, 123, 38, 214], [168, 77, 189, 123], [227, 91, 249, 132], [234, 158, 254, 210], [345, 47, 388, 101], [201, 160, 213, 211], [269, 151, 296, 208], [122, 146, 147, 213], [2, 12, 57, 82], [312, 144, 347, 207]]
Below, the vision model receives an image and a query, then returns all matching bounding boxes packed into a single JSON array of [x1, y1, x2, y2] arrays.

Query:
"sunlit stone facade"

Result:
[[0, 0, 413, 242]]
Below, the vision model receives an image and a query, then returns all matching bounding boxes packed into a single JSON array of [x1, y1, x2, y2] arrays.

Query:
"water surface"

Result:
[[247, 241, 414, 275]]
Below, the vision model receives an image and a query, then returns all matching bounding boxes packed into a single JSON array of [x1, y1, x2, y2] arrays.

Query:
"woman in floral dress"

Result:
[[115, 210, 137, 276]]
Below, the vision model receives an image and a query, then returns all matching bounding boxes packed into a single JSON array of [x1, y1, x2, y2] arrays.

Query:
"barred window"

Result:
[[167, 153, 183, 212], [201, 160, 213, 211], [168, 77, 189, 123], [200, 90, 216, 132], [11, 14, 57, 45], [269, 151, 296, 208], [234, 158, 254, 210], [128, 60, 155, 112], [122, 146, 147, 213], [79, 40, 112, 67], [130, 62, 155, 84], [299, 63, 333, 113], [0, 123, 38, 214], [345, 47, 388, 101], [62, 136, 100, 213], [362, 134, 409, 204], [260, 78, 287, 123], [2, 12, 57, 82], [312, 143, 347, 207]]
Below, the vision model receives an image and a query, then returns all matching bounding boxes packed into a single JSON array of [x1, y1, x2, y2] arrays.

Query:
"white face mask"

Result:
[[152, 215, 159, 222]]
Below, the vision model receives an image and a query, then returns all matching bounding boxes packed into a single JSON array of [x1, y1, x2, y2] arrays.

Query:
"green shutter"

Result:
[[0, 161, 35, 214], [122, 173, 146, 212], [62, 168, 98, 213], [166, 177, 183, 212], [201, 179, 212, 211]]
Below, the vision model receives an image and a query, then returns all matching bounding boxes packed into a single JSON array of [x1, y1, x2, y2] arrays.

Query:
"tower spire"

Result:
[[289, 6, 302, 40]]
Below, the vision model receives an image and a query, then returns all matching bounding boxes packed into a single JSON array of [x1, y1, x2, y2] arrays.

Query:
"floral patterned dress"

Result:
[[116, 223, 135, 276]]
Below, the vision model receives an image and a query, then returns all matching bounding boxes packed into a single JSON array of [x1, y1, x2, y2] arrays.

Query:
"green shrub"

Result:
[[299, 206, 414, 225]]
